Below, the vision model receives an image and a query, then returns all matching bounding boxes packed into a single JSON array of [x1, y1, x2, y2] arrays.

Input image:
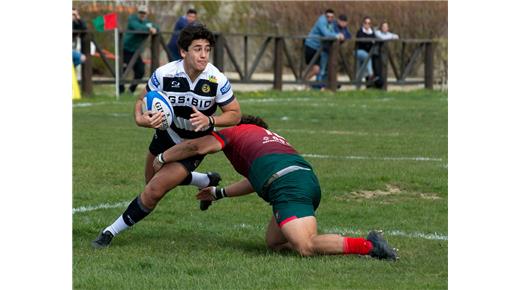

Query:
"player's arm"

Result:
[[190, 99, 241, 132], [190, 77, 241, 131], [128, 15, 154, 32], [196, 178, 255, 201], [214, 99, 241, 127], [153, 135, 223, 172]]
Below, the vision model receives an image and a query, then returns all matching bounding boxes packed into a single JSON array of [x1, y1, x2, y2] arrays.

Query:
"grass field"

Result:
[[73, 88, 448, 289]]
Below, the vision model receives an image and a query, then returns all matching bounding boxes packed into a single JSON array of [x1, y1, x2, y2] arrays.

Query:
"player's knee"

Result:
[[143, 183, 166, 205], [294, 245, 313, 257], [292, 240, 314, 257], [266, 238, 281, 251]]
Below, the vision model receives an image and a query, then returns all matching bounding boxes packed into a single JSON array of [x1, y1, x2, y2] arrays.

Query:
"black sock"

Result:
[[122, 196, 152, 226], [179, 172, 193, 185]]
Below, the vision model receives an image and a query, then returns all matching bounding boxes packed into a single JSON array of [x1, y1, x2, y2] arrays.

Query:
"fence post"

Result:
[[151, 33, 160, 72], [244, 35, 248, 81], [424, 41, 434, 89], [327, 39, 339, 92], [273, 37, 284, 90], [380, 42, 389, 91], [213, 33, 224, 72], [80, 32, 93, 96]]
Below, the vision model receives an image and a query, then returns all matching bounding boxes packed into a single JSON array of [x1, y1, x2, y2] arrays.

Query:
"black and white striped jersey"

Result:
[[146, 60, 235, 141]]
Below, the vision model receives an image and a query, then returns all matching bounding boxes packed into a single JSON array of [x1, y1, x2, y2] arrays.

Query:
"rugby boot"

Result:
[[91, 230, 114, 249], [367, 230, 398, 261]]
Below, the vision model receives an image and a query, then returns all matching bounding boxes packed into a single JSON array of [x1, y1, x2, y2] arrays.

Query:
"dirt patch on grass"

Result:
[[418, 193, 441, 200], [351, 184, 402, 198], [343, 184, 441, 200]]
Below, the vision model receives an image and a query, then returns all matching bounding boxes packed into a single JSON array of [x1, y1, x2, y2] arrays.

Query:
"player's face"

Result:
[[181, 39, 211, 72]]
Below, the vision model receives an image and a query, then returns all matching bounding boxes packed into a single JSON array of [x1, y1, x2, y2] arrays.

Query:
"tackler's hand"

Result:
[[196, 187, 216, 201], [153, 153, 165, 173]]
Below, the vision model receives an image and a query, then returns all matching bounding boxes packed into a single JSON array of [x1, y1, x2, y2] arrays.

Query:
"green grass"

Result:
[[73, 88, 448, 289]]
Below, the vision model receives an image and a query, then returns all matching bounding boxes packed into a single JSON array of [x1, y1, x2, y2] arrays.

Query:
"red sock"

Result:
[[343, 237, 373, 255]]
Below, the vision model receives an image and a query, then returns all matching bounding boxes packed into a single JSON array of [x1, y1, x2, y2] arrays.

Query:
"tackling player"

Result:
[[151, 115, 398, 260], [92, 24, 241, 248]]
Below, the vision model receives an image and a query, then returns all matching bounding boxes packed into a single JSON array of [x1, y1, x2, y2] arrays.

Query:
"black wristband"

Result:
[[214, 187, 227, 200], [208, 116, 215, 127]]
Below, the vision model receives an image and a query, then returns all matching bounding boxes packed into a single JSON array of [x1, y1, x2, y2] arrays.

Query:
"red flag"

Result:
[[104, 13, 118, 30]]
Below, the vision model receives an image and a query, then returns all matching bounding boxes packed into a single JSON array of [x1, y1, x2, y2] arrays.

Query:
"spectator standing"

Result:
[[167, 9, 198, 61], [120, 5, 159, 94], [304, 9, 344, 84], [372, 21, 399, 89], [72, 8, 87, 68], [72, 8, 87, 48], [317, 14, 352, 88], [355, 16, 377, 86]]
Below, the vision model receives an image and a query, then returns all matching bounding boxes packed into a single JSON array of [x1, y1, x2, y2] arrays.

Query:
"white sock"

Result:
[[190, 171, 210, 188], [104, 215, 129, 236]]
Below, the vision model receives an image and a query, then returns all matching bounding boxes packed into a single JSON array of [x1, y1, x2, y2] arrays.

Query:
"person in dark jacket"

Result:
[[355, 16, 377, 85], [167, 9, 198, 61], [72, 8, 87, 47], [72, 8, 87, 68], [120, 5, 159, 94]]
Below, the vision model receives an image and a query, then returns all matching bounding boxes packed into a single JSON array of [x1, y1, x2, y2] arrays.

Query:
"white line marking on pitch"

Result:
[[322, 226, 448, 241], [301, 153, 443, 162], [278, 128, 448, 138], [278, 128, 398, 136], [235, 223, 447, 241], [240, 97, 313, 103], [74, 201, 447, 241], [73, 101, 117, 108], [72, 201, 129, 214]]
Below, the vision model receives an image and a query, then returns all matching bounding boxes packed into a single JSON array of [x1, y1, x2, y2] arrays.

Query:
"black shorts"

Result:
[[148, 129, 205, 172], [304, 45, 320, 66]]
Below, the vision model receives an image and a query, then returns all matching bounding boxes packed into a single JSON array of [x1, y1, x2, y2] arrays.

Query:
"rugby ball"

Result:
[[142, 91, 174, 130]]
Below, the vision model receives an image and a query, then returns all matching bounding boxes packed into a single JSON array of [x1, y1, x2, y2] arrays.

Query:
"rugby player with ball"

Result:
[[92, 24, 241, 248]]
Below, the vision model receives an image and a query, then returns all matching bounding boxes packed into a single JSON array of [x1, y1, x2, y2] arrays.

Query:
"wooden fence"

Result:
[[74, 30, 438, 95]]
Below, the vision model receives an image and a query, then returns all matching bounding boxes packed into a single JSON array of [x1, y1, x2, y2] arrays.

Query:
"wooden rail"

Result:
[[74, 30, 439, 96]]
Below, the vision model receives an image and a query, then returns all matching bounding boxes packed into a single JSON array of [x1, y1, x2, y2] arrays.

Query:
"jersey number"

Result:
[[263, 129, 290, 146]]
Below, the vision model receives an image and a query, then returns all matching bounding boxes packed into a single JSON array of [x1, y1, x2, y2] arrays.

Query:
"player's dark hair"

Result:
[[239, 115, 269, 129], [325, 9, 335, 14], [177, 24, 215, 52], [187, 8, 197, 14]]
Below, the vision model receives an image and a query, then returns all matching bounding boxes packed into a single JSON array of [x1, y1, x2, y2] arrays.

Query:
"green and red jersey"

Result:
[[212, 124, 313, 200]]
